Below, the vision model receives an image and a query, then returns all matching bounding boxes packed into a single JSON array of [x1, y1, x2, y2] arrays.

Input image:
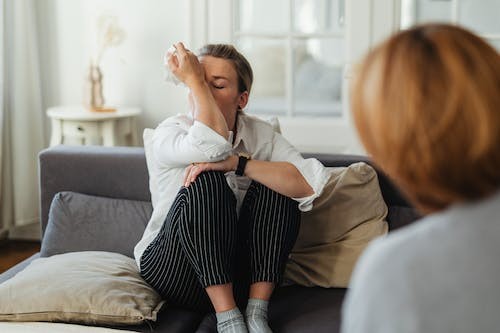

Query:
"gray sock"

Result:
[[245, 298, 273, 333], [216, 307, 248, 333]]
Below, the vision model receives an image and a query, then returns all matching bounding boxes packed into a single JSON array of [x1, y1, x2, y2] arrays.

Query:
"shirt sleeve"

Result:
[[153, 116, 233, 167], [270, 132, 331, 212]]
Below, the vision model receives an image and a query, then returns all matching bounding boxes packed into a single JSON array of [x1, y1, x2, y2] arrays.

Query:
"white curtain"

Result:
[[0, 0, 45, 239], [0, 0, 5, 238]]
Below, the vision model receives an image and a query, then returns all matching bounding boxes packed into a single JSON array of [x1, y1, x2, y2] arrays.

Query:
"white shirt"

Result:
[[134, 112, 330, 267]]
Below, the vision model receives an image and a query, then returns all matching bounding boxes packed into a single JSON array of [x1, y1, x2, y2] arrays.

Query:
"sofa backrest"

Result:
[[39, 146, 151, 237], [38, 146, 420, 239]]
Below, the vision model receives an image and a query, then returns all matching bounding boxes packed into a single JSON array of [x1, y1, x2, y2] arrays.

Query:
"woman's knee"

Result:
[[181, 170, 237, 226], [185, 171, 231, 196], [251, 182, 300, 213]]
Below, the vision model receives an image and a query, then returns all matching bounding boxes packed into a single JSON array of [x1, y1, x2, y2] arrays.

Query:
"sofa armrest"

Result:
[[39, 145, 150, 237]]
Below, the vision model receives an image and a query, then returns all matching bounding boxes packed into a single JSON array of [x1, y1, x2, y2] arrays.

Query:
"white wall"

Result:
[[35, 0, 191, 146]]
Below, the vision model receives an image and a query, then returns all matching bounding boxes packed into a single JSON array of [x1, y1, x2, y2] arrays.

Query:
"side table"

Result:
[[47, 106, 142, 147]]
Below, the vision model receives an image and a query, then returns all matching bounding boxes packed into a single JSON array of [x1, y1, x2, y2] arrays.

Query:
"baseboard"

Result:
[[8, 222, 41, 241]]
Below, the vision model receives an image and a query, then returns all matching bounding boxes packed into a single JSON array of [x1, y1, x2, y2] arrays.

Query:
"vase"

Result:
[[84, 65, 105, 110]]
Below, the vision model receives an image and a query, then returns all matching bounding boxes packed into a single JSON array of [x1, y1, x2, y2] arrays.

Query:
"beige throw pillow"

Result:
[[284, 162, 388, 288], [0, 251, 165, 326]]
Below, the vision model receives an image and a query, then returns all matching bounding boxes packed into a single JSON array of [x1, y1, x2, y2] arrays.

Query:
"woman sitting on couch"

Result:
[[134, 43, 329, 333], [342, 24, 500, 332]]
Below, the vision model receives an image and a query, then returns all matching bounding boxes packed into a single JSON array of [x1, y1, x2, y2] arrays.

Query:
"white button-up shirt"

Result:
[[134, 112, 330, 267]]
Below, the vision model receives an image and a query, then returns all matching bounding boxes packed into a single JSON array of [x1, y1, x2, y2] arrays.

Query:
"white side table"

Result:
[[47, 106, 142, 147]]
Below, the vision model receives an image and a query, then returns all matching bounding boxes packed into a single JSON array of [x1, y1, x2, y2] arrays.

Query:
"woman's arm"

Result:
[[153, 116, 233, 167], [184, 156, 314, 199], [168, 42, 229, 139], [245, 160, 313, 198]]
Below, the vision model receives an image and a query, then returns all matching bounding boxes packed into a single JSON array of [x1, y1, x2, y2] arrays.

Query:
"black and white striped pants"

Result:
[[140, 171, 301, 313]]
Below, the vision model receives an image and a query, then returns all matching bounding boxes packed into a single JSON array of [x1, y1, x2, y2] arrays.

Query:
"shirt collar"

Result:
[[233, 111, 249, 149]]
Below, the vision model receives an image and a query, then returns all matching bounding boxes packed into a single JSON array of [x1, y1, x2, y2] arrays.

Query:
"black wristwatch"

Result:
[[235, 153, 251, 176]]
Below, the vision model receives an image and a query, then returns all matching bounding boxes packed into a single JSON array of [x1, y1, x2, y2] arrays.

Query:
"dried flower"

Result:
[[93, 15, 126, 66]]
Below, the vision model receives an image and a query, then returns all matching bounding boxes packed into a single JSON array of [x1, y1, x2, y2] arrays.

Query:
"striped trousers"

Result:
[[140, 171, 301, 313]]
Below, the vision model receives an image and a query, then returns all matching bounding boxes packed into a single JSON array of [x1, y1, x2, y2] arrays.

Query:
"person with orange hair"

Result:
[[341, 23, 500, 332]]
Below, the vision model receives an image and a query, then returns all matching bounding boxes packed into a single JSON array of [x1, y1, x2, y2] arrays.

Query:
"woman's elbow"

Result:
[[294, 182, 314, 198], [288, 164, 314, 197], [302, 183, 314, 197]]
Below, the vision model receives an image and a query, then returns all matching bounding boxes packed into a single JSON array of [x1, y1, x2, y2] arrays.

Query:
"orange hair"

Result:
[[351, 24, 500, 213]]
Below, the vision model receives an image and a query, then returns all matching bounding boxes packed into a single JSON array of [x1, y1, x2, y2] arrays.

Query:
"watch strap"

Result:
[[235, 154, 250, 176]]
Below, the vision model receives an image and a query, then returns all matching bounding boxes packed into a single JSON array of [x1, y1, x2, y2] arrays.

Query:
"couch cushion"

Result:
[[270, 286, 346, 333], [195, 286, 346, 333], [284, 163, 388, 288], [114, 306, 204, 333], [41, 192, 152, 258], [0, 251, 164, 326]]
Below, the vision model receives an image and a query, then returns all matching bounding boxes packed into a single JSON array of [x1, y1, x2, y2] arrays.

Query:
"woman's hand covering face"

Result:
[[168, 42, 205, 88]]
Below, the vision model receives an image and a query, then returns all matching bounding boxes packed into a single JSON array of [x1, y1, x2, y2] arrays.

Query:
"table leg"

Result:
[[50, 119, 63, 146], [130, 117, 139, 146], [101, 120, 116, 146]]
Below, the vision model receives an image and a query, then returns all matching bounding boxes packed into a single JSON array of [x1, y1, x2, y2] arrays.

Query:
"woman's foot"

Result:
[[216, 307, 248, 333], [245, 298, 273, 333]]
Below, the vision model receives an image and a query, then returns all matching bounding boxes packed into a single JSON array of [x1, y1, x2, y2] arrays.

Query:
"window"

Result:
[[400, 0, 500, 50], [233, 0, 346, 118]]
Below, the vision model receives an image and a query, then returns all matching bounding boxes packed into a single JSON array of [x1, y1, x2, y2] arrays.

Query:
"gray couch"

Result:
[[0, 145, 420, 332]]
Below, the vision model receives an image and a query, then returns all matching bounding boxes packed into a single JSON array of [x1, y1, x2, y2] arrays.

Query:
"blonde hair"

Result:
[[198, 44, 253, 95], [351, 23, 500, 213]]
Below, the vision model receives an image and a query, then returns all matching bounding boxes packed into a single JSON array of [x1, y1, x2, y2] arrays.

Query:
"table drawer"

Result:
[[61, 121, 100, 138]]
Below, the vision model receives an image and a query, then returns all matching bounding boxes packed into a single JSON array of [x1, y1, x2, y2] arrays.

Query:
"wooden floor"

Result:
[[0, 240, 41, 274]]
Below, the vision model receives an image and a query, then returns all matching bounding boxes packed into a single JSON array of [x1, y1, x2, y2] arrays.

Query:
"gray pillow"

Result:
[[41, 192, 153, 258]]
